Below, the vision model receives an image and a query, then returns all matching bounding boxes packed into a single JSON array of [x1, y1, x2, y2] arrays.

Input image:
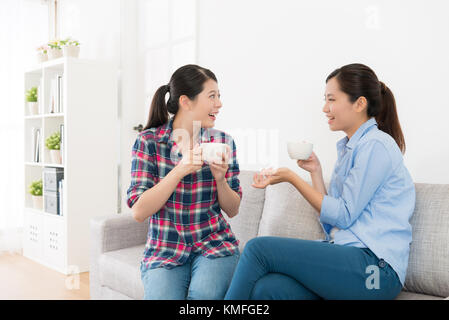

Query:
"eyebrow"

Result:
[[325, 93, 335, 97], [208, 90, 220, 94]]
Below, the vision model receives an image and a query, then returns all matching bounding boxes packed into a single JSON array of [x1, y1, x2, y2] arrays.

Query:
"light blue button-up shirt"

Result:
[[320, 117, 415, 286]]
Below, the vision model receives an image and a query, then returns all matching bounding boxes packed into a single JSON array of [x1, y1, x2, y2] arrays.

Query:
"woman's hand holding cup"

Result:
[[296, 151, 322, 174], [175, 143, 204, 178]]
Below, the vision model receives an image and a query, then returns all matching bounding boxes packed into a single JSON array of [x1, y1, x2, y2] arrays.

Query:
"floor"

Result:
[[0, 252, 90, 300]]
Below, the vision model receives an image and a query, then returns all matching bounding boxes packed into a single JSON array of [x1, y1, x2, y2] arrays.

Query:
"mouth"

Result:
[[208, 112, 218, 121], [327, 116, 335, 124]]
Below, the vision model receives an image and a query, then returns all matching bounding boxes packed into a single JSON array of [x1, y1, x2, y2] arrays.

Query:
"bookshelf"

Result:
[[23, 57, 118, 274]]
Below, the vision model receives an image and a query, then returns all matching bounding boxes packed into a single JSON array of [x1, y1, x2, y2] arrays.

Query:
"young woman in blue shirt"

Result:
[[224, 63, 416, 300]]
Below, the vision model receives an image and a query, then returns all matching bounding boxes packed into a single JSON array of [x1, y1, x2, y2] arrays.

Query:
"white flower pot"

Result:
[[28, 102, 39, 115], [50, 149, 62, 164], [63, 45, 80, 58], [32, 195, 43, 210], [48, 48, 62, 59], [37, 52, 48, 63]]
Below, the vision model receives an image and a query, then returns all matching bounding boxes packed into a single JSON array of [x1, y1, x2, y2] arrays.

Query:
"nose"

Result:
[[322, 102, 329, 113]]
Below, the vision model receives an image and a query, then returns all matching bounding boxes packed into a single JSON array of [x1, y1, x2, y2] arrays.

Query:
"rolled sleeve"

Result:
[[319, 140, 393, 229], [320, 195, 341, 227], [126, 135, 158, 208]]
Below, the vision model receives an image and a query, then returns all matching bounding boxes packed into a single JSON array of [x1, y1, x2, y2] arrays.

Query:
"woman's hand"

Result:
[[174, 144, 204, 178], [209, 146, 231, 182], [252, 167, 293, 189], [296, 152, 322, 174]]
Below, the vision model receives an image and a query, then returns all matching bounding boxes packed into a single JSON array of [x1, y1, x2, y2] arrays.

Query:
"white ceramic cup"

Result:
[[287, 141, 313, 160], [200, 142, 228, 163]]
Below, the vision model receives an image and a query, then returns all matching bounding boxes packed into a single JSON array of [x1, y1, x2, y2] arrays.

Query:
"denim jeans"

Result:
[[224, 237, 402, 300], [140, 250, 240, 300]]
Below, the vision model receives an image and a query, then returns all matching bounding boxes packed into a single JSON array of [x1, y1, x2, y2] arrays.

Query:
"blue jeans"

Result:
[[224, 237, 402, 300], [140, 250, 240, 300]]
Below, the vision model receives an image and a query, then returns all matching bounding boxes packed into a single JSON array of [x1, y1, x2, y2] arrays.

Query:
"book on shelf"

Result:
[[48, 74, 64, 114], [31, 127, 41, 162], [57, 75, 63, 113], [58, 179, 64, 216]]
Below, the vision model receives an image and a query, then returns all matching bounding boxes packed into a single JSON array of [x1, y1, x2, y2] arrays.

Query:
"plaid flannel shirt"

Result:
[[127, 117, 242, 270]]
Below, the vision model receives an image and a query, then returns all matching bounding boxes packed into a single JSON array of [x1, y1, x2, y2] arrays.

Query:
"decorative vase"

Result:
[[32, 195, 43, 210], [48, 48, 62, 59], [50, 149, 62, 164], [37, 52, 48, 63], [28, 102, 39, 115], [62, 45, 80, 58]]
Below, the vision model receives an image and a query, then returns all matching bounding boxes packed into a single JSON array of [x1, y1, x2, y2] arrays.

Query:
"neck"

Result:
[[172, 115, 201, 148], [345, 117, 370, 140]]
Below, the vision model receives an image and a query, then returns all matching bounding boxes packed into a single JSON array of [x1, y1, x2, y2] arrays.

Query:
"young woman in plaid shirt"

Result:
[[127, 65, 242, 300]]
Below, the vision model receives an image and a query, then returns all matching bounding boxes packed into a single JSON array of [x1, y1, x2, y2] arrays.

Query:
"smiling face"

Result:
[[323, 77, 368, 137], [181, 79, 222, 129]]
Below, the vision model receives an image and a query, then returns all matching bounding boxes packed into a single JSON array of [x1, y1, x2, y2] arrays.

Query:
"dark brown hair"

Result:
[[144, 64, 217, 130], [326, 63, 406, 154]]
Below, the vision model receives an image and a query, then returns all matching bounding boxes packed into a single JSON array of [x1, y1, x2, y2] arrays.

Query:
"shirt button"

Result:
[[378, 259, 386, 268]]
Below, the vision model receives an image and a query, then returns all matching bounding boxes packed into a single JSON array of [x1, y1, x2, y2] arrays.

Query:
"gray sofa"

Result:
[[90, 171, 449, 300]]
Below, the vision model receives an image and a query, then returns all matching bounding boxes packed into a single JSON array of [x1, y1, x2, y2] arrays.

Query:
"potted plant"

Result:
[[26, 86, 39, 115], [36, 45, 48, 63], [61, 37, 80, 58], [46, 131, 62, 164], [29, 179, 43, 210], [47, 39, 62, 59]]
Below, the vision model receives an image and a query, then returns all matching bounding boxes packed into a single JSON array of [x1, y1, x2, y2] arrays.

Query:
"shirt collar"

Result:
[[156, 117, 213, 144], [337, 117, 378, 150]]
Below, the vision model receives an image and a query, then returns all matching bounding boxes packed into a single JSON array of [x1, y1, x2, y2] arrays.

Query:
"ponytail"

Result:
[[376, 82, 406, 154], [144, 84, 171, 130]]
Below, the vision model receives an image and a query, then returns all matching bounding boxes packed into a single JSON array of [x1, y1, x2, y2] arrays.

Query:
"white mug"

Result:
[[287, 141, 313, 160], [200, 142, 229, 163]]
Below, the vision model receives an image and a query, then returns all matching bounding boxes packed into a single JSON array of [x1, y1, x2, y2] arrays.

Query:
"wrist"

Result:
[[215, 176, 227, 186], [285, 169, 296, 183], [310, 166, 323, 177], [171, 165, 186, 180]]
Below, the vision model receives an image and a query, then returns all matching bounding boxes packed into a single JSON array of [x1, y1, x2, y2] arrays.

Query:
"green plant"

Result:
[[48, 39, 62, 50], [60, 37, 80, 47], [45, 131, 60, 150], [29, 179, 43, 196], [26, 87, 38, 102]]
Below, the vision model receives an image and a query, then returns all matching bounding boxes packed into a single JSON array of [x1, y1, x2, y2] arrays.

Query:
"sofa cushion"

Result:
[[98, 245, 145, 299], [223, 170, 266, 250], [403, 183, 449, 298], [257, 181, 325, 241], [395, 290, 443, 300]]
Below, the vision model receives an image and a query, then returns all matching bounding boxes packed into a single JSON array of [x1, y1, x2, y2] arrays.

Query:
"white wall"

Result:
[[198, 0, 449, 184], [30, 0, 449, 219], [0, 0, 48, 241]]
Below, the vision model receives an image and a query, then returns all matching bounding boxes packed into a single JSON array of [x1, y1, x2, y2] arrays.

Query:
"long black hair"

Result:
[[144, 64, 217, 130], [326, 63, 406, 154]]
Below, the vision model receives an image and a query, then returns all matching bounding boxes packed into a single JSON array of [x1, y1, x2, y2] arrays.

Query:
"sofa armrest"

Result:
[[89, 213, 147, 299], [90, 213, 148, 254]]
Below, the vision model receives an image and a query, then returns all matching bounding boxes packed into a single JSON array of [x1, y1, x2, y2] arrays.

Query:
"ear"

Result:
[[354, 96, 368, 114], [178, 95, 192, 111]]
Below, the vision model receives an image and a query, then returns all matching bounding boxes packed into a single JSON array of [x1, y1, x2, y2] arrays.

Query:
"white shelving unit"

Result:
[[23, 57, 118, 274]]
